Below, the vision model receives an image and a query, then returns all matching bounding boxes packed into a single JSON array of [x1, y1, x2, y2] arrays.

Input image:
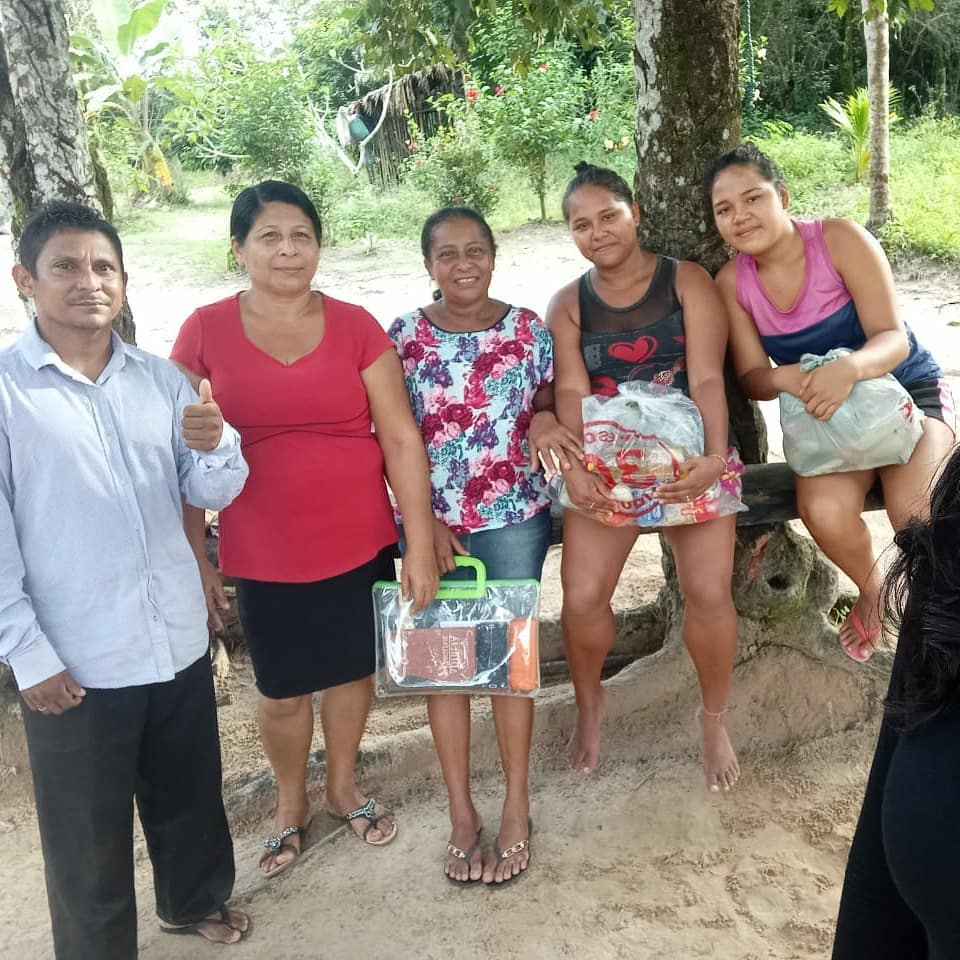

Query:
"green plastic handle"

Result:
[[435, 556, 487, 599]]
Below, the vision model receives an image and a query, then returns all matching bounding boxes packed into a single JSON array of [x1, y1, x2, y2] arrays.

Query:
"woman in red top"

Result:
[[172, 180, 437, 878]]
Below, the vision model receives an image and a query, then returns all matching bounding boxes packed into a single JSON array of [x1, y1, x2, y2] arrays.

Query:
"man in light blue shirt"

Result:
[[0, 201, 251, 956]]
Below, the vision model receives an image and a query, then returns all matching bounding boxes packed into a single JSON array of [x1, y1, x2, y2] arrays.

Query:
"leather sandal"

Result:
[[259, 821, 310, 879], [332, 797, 398, 846]]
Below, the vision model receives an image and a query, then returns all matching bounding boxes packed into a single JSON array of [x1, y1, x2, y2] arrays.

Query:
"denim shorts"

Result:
[[400, 509, 551, 582]]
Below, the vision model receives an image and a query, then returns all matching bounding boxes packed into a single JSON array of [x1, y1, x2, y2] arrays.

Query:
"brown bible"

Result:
[[400, 627, 477, 682]]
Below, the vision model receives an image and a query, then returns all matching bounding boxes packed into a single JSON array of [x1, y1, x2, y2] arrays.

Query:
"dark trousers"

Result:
[[833, 648, 960, 959], [21, 654, 235, 960]]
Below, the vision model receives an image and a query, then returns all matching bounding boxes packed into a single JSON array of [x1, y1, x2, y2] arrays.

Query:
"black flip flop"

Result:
[[487, 818, 533, 888], [160, 904, 251, 943], [445, 826, 484, 886]]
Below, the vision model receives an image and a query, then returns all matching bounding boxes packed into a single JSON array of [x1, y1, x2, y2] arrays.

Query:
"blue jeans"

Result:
[[401, 509, 551, 582]]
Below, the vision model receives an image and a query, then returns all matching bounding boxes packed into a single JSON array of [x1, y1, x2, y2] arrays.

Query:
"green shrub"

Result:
[[404, 104, 500, 217], [480, 58, 586, 220]]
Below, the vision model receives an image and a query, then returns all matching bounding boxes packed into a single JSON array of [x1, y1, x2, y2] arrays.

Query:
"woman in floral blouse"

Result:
[[389, 207, 579, 886]]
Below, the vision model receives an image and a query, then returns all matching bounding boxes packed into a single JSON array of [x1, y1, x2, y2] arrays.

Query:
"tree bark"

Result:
[[631, 0, 842, 661], [0, 0, 135, 343], [863, 0, 893, 230], [633, 0, 741, 272]]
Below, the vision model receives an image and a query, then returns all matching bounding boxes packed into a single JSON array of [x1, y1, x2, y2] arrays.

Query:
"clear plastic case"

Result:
[[373, 557, 540, 697]]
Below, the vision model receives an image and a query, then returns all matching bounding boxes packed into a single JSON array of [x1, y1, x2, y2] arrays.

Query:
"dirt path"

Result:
[[0, 221, 958, 959]]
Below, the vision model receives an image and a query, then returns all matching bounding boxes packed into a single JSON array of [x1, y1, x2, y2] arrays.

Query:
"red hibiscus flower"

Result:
[[588, 109, 599, 120], [466, 88, 479, 101]]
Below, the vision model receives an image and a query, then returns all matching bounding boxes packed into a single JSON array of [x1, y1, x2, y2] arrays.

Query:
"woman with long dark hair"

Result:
[[833, 445, 960, 959]]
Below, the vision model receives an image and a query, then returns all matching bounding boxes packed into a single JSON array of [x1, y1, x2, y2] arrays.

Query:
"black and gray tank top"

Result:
[[578, 255, 687, 398]]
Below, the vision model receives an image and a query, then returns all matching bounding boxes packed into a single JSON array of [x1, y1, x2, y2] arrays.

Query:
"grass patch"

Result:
[[114, 175, 234, 280], [114, 120, 960, 282], [756, 118, 960, 262]]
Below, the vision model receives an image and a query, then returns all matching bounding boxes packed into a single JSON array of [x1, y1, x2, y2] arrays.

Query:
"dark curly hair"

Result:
[[883, 447, 960, 731]]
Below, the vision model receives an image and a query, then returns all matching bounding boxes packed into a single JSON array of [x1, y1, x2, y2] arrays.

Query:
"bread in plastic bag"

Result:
[[547, 381, 746, 527], [779, 348, 924, 477], [373, 557, 540, 697]]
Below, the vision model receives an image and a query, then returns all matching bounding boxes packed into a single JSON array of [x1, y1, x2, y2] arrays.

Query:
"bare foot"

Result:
[[700, 709, 740, 793], [483, 810, 531, 884], [444, 814, 483, 883], [838, 591, 882, 662], [326, 789, 396, 844], [567, 686, 608, 774]]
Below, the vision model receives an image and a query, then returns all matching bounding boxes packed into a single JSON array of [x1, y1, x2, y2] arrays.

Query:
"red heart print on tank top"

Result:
[[608, 335, 658, 364]]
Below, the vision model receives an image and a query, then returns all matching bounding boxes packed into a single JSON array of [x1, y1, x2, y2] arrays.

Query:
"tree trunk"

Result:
[[0, 0, 135, 343], [633, 0, 740, 272], [631, 0, 843, 661], [863, 0, 893, 231]]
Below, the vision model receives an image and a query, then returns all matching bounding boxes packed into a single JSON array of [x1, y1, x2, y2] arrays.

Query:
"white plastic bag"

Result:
[[779, 349, 924, 477], [548, 381, 746, 527]]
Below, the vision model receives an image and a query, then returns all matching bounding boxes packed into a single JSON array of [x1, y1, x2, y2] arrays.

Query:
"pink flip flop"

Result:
[[841, 610, 880, 663]]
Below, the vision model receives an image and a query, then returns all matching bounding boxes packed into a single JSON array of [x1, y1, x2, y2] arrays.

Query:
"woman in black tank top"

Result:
[[546, 163, 741, 793]]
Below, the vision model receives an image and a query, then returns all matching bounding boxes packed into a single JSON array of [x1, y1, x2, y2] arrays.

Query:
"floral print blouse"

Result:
[[388, 305, 553, 534]]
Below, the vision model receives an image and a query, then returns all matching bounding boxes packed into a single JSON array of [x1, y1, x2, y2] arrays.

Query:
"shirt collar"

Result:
[[17, 320, 128, 384]]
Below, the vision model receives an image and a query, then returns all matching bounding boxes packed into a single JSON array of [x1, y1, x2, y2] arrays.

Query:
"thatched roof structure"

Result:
[[342, 65, 460, 188]]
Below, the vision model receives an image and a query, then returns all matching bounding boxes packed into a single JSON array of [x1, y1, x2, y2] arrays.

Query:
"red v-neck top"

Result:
[[172, 292, 398, 581]]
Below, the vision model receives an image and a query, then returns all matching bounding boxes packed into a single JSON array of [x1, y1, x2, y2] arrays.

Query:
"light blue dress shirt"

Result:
[[0, 323, 249, 690]]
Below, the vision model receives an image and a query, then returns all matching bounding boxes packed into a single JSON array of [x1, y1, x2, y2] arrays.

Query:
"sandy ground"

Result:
[[0, 218, 958, 960]]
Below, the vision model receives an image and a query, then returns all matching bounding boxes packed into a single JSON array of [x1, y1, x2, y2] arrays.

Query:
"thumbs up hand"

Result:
[[182, 378, 224, 451]]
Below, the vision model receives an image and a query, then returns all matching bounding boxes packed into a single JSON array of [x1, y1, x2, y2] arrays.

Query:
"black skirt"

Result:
[[234, 545, 397, 699]]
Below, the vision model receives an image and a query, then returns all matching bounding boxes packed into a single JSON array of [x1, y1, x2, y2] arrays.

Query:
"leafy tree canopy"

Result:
[[347, 0, 617, 71], [828, 0, 934, 19]]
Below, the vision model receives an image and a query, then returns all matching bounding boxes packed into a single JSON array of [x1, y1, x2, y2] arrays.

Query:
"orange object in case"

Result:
[[507, 619, 539, 692]]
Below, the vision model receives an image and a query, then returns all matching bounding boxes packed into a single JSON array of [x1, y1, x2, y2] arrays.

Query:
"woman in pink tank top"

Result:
[[705, 143, 954, 663]]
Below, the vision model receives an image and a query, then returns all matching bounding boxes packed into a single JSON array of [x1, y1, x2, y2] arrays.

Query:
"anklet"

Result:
[[697, 704, 728, 721]]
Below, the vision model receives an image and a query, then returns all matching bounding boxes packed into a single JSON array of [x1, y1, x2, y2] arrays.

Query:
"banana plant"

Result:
[[819, 86, 902, 180], [70, 0, 182, 197]]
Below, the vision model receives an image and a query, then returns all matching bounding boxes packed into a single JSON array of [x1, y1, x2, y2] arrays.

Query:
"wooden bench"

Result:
[[549, 461, 885, 543]]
